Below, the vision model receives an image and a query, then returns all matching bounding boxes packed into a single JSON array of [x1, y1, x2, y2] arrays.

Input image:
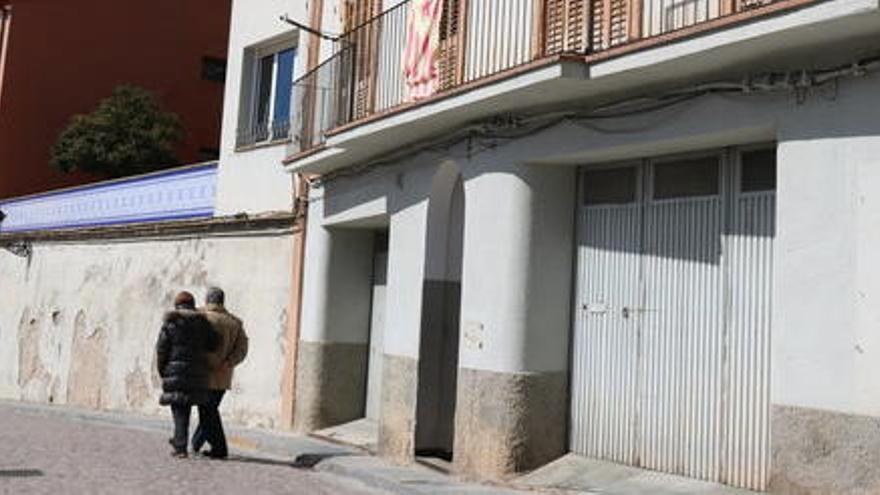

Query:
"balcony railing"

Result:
[[290, 0, 791, 156], [237, 118, 292, 148]]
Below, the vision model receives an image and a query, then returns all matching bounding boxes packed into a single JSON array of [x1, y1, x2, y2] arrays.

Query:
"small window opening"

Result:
[[741, 149, 777, 192], [201, 57, 227, 83], [584, 167, 638, 205], [653, 157, 719, 199]]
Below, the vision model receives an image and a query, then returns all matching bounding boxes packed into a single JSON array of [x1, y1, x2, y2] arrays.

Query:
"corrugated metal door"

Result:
[[570, 164, 643, 465], [571, 150, 775, 491], [723, 148, 775, 489], [638, 155, 727, 481]]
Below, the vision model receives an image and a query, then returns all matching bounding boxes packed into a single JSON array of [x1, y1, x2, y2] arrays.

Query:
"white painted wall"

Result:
[[312, 156, 437, 360], [517, 72, 880, 417], [299, 186, 376, 345], [773, 139, 880, 417], [366, 244, 388, 420], [458, 163, 576, 374], [479, 71, 880, 418], [216, 0, 309, 215], [303, 65, 880, 418], [307, 150, 577, 373], [0, 232, 293, 428]]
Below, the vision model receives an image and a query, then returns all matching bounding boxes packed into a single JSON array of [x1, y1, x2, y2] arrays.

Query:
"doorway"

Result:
[[415, 164, 465, 461]]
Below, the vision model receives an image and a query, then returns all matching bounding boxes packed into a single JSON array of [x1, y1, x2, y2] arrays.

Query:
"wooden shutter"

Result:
[[343, 0, 383, 119], [543, 0, 590, 55], [437, 0, 466, 90], [589, 0, 638, 51]]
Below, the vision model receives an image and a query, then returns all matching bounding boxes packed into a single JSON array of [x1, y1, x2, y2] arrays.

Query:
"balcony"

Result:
[[287, 0, 878, 171]]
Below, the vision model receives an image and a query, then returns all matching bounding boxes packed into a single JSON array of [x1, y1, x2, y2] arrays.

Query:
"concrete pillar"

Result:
[[377, 200, 430, 461], [454, 163, 576, 477], [294, 187, 375, 432]]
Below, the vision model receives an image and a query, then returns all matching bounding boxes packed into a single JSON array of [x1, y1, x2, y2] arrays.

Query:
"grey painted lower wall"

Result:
[[771, 405, 880, 495], [454, 368, 568, 479], [378, 356, 568, 478], [293, 340, 369, 432], [0, 232, 293, 428], [378, 353, 419, 462]]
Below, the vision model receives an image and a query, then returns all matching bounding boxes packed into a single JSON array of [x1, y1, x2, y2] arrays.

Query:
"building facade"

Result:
[[283, 0, 880, 493], [0, 0, 308, 431], [0, 0, 231, 199], [213, 0, 311, 215], [3, 1, 880, 492]]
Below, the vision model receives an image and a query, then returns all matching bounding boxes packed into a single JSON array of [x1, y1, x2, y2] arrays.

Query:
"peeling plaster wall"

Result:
[[0, 233, 293, 428]]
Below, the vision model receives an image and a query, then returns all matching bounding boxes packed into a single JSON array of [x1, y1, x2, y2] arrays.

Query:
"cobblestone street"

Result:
[[0, 405, 386, 495]]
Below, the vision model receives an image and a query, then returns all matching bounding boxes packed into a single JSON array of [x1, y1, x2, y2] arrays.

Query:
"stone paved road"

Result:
[[0, 406, 387, 495]]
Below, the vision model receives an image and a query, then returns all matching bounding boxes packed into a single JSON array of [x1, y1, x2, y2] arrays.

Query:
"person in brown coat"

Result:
[[191, 287, 248, 459]]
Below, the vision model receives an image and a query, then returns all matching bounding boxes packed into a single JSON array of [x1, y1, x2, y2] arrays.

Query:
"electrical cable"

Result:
[[310, 53, 880, 186]]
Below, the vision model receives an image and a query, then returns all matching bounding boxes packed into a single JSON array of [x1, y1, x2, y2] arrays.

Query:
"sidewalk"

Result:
[[1, 400, 760, 495], [0, 400, 529, 495], [518, 455, 758, 495]]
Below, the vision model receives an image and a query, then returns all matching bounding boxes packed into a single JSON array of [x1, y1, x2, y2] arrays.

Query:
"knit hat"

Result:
[[173, 291, 195, 308]]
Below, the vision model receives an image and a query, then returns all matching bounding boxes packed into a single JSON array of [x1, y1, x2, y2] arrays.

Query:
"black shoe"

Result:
[[202, 450, 228, 460], [168, 438, 187, 458]]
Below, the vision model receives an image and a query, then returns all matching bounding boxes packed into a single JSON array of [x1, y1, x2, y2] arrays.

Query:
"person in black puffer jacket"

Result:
[[156, 291, 217, 458]]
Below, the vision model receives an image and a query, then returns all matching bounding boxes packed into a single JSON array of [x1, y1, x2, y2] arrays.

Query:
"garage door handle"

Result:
[[583, 303, 609, 314], [622, 307, 657, 319]]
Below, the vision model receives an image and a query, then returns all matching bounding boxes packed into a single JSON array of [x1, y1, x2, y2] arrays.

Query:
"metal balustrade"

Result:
[[236, 119, 294, 148], [289, 0, 794, 156]]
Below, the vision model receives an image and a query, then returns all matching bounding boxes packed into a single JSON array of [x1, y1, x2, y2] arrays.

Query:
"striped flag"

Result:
[[403, 0, 443, 100]]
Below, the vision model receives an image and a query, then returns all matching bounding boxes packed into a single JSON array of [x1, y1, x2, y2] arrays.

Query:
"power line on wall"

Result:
[[311, 54, 880, 187]]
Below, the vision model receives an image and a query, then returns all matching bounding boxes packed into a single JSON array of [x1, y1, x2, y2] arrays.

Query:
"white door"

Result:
[[570, 149, 775, 491]]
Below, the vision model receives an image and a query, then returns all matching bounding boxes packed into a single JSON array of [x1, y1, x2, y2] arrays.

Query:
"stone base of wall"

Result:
[[293, 341, 368, 432], [771, 405, 880, 494], [453, 368, 568, 479], [377, 354, 418, 462]]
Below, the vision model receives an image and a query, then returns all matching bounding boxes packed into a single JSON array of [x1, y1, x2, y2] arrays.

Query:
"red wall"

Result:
[[0, 0, 232, 199]]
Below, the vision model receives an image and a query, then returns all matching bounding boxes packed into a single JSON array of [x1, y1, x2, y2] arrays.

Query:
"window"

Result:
[[584, 167, 638, 205], [238, 42, 297, 147], [741, 149, 777, 192], [201, 57, 227, 83], [653, 156, 719, 199]]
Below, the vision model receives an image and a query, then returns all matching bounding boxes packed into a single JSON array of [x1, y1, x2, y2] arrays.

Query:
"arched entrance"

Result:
[[414, 163, 465, 460]]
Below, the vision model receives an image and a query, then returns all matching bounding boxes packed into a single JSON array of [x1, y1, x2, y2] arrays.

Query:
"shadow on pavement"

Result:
[[201, 452, 357, 470], [0, 469, 44, 478]]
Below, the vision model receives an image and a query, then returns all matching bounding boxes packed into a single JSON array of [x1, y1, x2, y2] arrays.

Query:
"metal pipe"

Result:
[[280, 13, 340, 42]]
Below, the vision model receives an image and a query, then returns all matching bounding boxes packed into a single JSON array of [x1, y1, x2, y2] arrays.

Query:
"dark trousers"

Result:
[[170, 404, 192, 453], [193, 390, 227, 456]]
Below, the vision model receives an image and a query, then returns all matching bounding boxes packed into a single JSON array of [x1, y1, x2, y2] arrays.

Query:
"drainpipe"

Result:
[[280, 0, 324, 430], [281, 174, 310, 428]]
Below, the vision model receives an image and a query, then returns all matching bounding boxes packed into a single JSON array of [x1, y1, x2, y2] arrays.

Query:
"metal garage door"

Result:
[[570, 149, 775, 491]]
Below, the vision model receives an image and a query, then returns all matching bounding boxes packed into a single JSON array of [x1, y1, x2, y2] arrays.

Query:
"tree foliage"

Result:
[[51, 86, 184, 177]]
